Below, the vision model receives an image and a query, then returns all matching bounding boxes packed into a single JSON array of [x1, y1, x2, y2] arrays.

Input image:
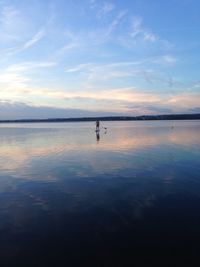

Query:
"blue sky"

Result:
[[0, 0, 200, 119]]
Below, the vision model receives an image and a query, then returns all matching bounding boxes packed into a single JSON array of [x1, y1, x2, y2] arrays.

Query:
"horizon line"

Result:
[[0, 113, 200, 123]]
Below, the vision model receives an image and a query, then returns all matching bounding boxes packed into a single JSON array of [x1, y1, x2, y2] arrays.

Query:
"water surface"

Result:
[[0, 120, 200, 266]]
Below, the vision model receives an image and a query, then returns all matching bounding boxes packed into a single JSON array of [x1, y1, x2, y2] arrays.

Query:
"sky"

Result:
[[0, 0, 200, 119]]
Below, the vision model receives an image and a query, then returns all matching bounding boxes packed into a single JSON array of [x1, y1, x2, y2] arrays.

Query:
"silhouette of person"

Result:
[[96, 120, 100, 131]]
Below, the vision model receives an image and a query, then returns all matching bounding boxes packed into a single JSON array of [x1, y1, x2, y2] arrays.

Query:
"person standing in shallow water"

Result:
[[96, 120, 100, 131]]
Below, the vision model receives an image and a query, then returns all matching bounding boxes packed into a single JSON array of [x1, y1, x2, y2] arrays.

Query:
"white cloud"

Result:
[[1, 6, 18, 29], [0, 71, 29, 92], [130, 16, 143, 38], [130, 16, 158, 43], [167, 92, 200, 108], [162, 55, 178, 64], [106, 10, 127, 36], [143, 32, 157, 42], [57, 10, 127, 53], [0, 6, 21, 42], [64, 60, 163, 92], [97, 2, 115, 18], [0, 1, 193, 117], [152, 55, 178, 67], [0, 61, 57, 97], [22, 29, 45, 50], [26, 87, 163, 105], [5, 29, 46, 56], [89, 0, 97, 9], [6, 61, 57, 73], [65, 63, 92, 73], [65, 61, 144, 83]]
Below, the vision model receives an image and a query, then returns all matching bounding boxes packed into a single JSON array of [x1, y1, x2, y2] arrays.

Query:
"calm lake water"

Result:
[[0, 120, 200, 266]]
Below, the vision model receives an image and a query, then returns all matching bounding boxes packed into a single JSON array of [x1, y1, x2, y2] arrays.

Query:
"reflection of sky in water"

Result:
[[0, 121, 199, 181], [0, 121, 200, 266]]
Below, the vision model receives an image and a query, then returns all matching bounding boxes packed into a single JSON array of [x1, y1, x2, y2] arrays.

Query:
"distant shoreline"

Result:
[[0, 114, 200, 123]]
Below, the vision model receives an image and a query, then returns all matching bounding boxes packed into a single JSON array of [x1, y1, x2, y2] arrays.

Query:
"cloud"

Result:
[[6, 61, 57, 72], [65, 63, 92, 73], [1, 88, 199, 118], [143, 32, 157, 42], [167, 92, 200, 109], [77, 10, 127, 46], [106, 10, 127, 36], [56, 6, 163, 56], [0, 100, 120, 119], [97, 2, 115, 18], [89, 0, 97, 9], [130, 16, 158, 42], [4, 29, 46, 56], [65, 60, 146, 75], [130, 16, 142, 38], [57, 10, 127, 55], [21, 29, 45, 50], [1, 6, 18, 27], [60, 43, 77, 52], [25, 87, 163, 110], [162, 55, 178, 64], [0, 6, 20, 42], [54, 29, 80, 57], [65, 61, 139, 87], [0, 70, 29, 91], [152, 55, 178, 67], [1, 82, 200, 116], [0, 61, 57, 96], [89, 0, 115, 17], [0, 4, 50, 57], [65, 58, 176, 87], [0, 1, 197, 118]]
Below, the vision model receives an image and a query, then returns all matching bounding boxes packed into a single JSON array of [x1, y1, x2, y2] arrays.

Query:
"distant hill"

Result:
[[0, 113, 200, 123]]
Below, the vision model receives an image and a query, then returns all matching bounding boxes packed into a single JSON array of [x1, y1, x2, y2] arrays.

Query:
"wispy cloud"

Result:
[[152, 54, 178, 66], [130, 16, 158, 42], [167, 92, 200, 109], [65, 63, 92, 73], [6, 61, 56, 72], [143, 32, 157, 42], [57, 10, 127, 55], [0, 6, 20, 41], [1, 73, 199, 114], [0, 71, 29, 93], [162, 55, 178, 64], [89, 0, 97, 9], [65, 60, 148, 86], [130, 16, 143, 38], [58, 30, 80, 53], [97, 2, 115, 18], [21, 29, 45, 50], [26, 87, 163, 105], [0, 0, 198, 117], [0, 61, 57, 97], [4, 29, 46, 56], [106, 10, 127, 36], [66, 58, 153, 71], [17, 86, 199, 114], [65, 57, 177, 88]]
